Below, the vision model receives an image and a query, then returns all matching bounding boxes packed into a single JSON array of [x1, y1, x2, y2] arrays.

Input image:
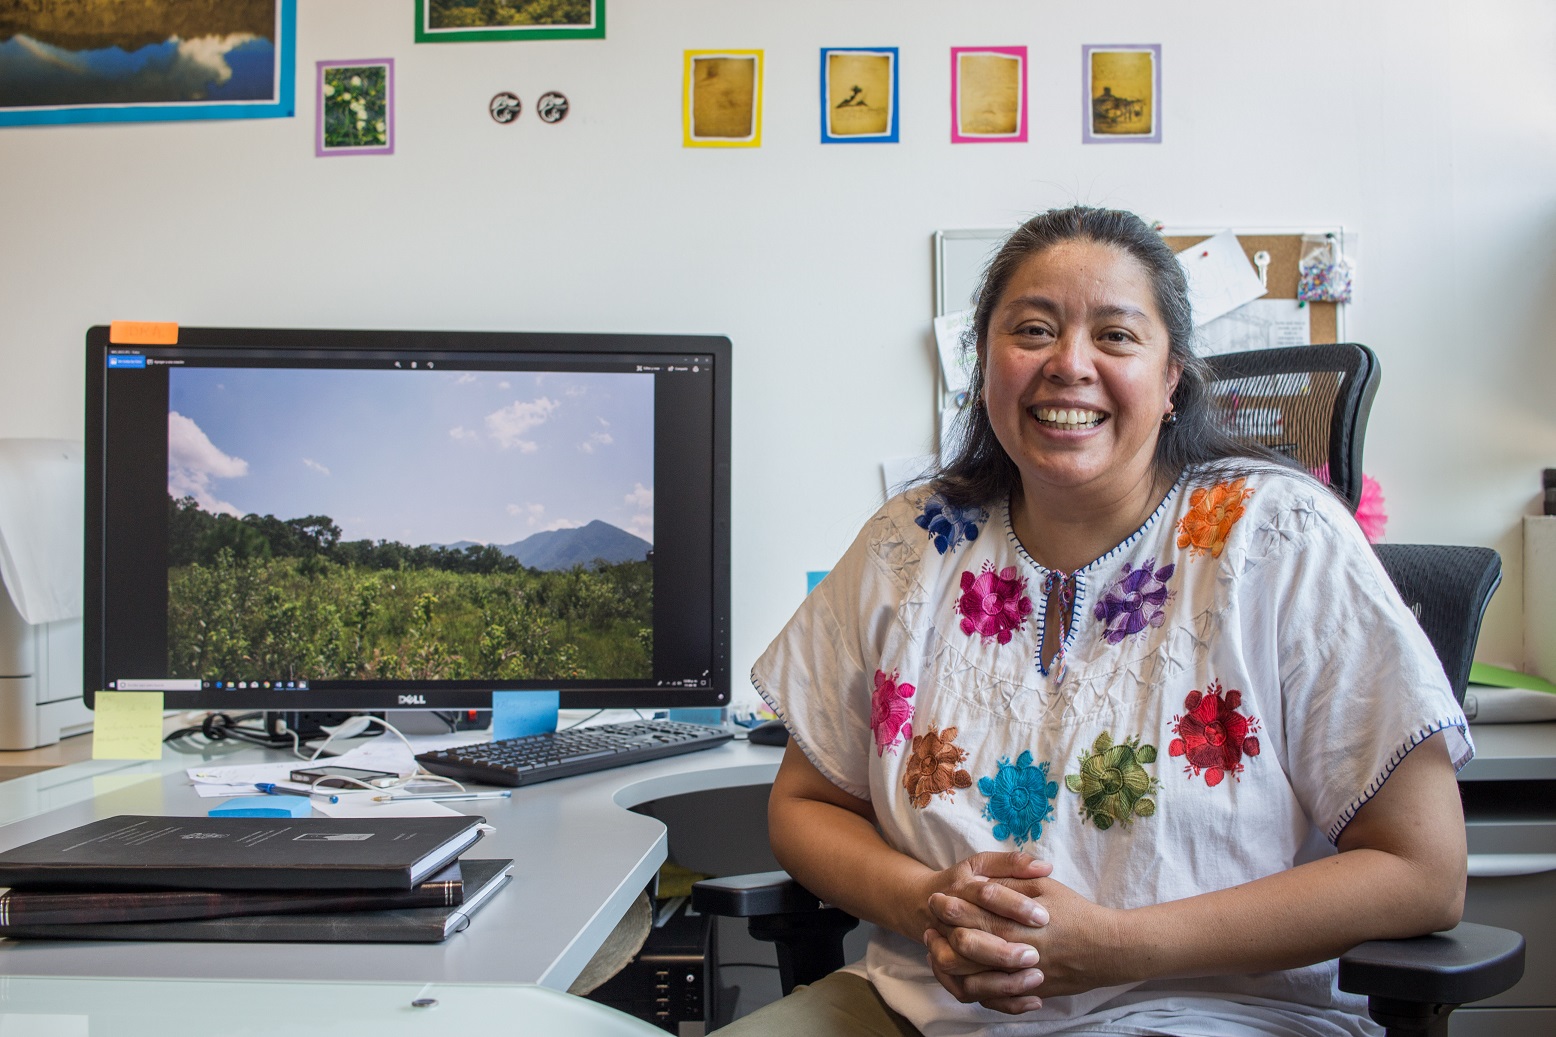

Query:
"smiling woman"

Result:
[[734, 206, 1476, 1037]]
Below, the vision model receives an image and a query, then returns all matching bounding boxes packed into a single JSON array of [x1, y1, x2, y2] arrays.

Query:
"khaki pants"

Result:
[[715, 971, 923, 1037]]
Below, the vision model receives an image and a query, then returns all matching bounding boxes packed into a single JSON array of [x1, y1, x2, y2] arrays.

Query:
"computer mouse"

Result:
[[747, 719, 789, 747]]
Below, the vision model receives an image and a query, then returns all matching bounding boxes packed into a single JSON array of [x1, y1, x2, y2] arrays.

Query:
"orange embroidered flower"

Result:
[[902, 725, 973, 809], [1175, 479, 1254, 559]]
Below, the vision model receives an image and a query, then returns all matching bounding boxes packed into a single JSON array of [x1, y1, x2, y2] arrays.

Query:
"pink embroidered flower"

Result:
[[956, 562, 1034, 645], [1169, 680, 1261, 787], [871, 669, 915, 756]]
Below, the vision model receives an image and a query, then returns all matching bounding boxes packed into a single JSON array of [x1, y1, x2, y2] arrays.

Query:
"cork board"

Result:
[[1161, 232, 1339, 343]]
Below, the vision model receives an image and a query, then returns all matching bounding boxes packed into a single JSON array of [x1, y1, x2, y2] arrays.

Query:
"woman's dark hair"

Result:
[[932, 205, 1289, 508]]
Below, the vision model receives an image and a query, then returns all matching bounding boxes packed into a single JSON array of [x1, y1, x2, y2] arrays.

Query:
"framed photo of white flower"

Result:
[[316, 60, 393, 157]]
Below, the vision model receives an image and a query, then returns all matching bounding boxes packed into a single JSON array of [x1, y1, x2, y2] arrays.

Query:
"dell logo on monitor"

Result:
[[398, 694, 427, 705]]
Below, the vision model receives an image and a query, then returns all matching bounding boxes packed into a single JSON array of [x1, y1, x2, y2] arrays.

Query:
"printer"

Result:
[[0, 439, 92, 749]]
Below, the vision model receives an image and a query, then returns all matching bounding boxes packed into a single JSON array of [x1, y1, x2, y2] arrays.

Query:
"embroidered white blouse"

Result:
[[752, 466, 1472, 1037]]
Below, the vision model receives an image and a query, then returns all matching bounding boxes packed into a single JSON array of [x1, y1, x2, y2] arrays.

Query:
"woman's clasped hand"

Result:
[[922, 852, 1129, 1014]]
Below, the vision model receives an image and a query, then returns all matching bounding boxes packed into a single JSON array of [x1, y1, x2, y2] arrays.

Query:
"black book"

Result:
[[0, 859, 512, 943], [0, 815, 486, 892], [0, 860, 465, 926]]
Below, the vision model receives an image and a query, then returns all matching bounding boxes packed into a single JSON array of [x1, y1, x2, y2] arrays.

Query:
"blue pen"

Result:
[[254, 782, 313, 797]]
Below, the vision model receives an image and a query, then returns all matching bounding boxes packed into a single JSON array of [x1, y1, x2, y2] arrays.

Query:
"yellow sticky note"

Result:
[[91, 691, 165, 760]]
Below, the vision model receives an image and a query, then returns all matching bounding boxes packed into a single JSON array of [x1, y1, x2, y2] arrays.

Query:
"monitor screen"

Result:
[[85, 326, 730, 712]]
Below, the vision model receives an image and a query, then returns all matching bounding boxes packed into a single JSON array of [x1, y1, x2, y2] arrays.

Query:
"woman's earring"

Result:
[[1162, 410, 1178, 426]]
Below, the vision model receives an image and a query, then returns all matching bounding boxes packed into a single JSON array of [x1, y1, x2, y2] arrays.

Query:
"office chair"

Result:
[[1205, 342, 1380, 512], [695, 544, 1522, 1036]]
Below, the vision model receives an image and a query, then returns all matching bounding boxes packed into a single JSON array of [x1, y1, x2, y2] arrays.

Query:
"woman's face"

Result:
[[981, 239, 1182, 505]]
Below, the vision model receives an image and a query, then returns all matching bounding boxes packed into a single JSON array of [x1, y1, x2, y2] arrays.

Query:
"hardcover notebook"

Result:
[[0, 815, 486, 891], [0, 859, 513, 943], [0, 860, 466, 926]]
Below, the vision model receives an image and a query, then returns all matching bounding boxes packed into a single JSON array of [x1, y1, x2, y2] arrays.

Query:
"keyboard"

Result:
[[414, 719, 734, 788]]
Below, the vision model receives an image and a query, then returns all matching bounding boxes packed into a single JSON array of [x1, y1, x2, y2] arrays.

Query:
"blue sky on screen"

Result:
[[168, 368, 654, 547]]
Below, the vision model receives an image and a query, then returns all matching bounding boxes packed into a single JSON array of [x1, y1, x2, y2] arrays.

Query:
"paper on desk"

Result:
[[92, 691, 165, 760], [1197, 299, 1310, 357], [1176, 231, 1267, 327], [186, 742, 419, 785], [313, 796, 463, 819], [934, 309, 976, 393]]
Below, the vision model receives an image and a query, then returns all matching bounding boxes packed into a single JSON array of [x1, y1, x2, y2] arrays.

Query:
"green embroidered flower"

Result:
[[1063, 730, 1159, 830]]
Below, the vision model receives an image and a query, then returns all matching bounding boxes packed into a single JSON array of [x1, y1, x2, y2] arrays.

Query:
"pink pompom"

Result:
[[1355, 473, 1388, 542]]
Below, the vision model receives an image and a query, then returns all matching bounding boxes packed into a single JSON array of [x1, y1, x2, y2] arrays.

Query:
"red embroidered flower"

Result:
[[956, 562, 1033, 645], [871, 669, 915, 757], [1169, 680, 1261, 787]]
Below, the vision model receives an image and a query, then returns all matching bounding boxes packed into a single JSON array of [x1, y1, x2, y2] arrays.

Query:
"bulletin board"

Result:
[[933, 225, 1351, 341]]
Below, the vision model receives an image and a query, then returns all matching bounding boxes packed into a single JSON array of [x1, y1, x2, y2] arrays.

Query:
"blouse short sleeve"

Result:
[[1237, 484, 1473, 843], [750, 504, 910, 802]]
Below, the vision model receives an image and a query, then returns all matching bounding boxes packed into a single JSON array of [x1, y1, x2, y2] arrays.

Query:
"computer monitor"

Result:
[[84, 326, 730, 713]]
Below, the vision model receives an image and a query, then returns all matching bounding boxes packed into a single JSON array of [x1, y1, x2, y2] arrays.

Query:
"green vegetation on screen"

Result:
[[166, 496, 651, 683]]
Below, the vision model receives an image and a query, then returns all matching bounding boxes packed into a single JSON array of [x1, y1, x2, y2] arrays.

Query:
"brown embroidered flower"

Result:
[[903, 724, 974, 808], [1175, 478, 1254, 560]]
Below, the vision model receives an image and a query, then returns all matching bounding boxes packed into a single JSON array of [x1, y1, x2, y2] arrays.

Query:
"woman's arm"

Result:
[[769, 740, 1052, 948], [927, 732, 1467, 1011]]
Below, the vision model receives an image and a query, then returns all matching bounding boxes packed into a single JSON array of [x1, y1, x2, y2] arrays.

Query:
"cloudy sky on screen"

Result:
[[167, 368, 654, 546]]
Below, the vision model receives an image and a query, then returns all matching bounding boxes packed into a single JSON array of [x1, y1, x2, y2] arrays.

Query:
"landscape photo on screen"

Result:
[[165, 366, 654, 684]]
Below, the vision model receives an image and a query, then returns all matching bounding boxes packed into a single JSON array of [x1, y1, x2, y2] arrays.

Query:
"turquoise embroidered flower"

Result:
[[978, 750, 1058, 847]]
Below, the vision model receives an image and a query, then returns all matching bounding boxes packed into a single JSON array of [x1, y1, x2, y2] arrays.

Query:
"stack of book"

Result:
[[0, 814, 511, 943]]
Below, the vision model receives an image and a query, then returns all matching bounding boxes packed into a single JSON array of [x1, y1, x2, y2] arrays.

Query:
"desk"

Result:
[[0, 737, 785, 991], [0, 725, 1551, 1036]]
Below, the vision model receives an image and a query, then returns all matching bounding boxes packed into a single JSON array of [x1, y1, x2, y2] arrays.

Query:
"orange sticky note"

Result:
[[108, 321, 179, 345]]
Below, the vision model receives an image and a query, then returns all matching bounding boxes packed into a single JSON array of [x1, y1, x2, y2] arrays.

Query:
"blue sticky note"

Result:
[[209, 796, 313, 818], [807, 570, 829, 594], [492, 690, 560, 741], [668, 707, 726, 727]]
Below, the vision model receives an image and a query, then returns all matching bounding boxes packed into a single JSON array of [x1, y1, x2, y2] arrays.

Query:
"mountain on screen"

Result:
[[501, 521, 651, 571]]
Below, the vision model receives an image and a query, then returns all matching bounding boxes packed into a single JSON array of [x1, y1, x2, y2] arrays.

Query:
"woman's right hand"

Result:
[[919, 853, 1052, 961]]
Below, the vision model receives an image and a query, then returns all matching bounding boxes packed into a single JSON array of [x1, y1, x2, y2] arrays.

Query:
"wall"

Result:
[[3, 1, 1554, 701]]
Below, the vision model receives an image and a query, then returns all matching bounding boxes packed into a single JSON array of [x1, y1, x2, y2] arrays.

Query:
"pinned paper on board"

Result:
[[1176, 231, 1267, 326], [1198, 299, 1311, 358], [92, 691, 165, 760], [684, 50, 763, 147], [934, 309, 975, 393]]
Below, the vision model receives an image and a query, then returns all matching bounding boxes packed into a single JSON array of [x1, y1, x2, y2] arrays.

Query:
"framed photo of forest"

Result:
[[415, 0, 605, 43]]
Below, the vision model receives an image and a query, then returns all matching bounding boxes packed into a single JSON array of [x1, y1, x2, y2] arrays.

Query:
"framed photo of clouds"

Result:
[[0, 0, 296, 127], [820, 47, 898, 144]]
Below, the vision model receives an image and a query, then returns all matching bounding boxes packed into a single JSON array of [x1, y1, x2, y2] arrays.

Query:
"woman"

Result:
[[736, 207, 1470, 1036]]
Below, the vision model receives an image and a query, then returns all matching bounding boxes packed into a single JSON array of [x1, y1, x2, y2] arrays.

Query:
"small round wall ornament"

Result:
[[489, 92, 521, 124], [536, 91, 570, 124]]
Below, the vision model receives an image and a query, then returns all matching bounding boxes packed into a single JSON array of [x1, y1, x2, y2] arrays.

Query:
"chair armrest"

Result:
[[1338, 921, 1525, 1006], [691, 870, 824, 917]]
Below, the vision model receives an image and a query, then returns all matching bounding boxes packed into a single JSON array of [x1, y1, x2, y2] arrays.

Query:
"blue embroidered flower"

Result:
[[978, 750, 1059, 847], [915, 495, 987, 555], [1093, 557, 1174, 645]]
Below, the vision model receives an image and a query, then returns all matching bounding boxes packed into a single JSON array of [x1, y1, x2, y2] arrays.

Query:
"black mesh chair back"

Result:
[[1372, 544, 1502, 706], [1206, 343, 1379, 512]]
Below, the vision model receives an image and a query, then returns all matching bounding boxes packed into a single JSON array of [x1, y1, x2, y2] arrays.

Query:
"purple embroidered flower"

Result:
[[957, 562, 1033, 645], [915, 495, 988, 555], [1093, 557, 1174, 645], [870, 669, 915, 756]]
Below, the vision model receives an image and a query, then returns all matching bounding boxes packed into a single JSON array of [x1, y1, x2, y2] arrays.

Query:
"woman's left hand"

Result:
[[925, 874, 1127, 1013]]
